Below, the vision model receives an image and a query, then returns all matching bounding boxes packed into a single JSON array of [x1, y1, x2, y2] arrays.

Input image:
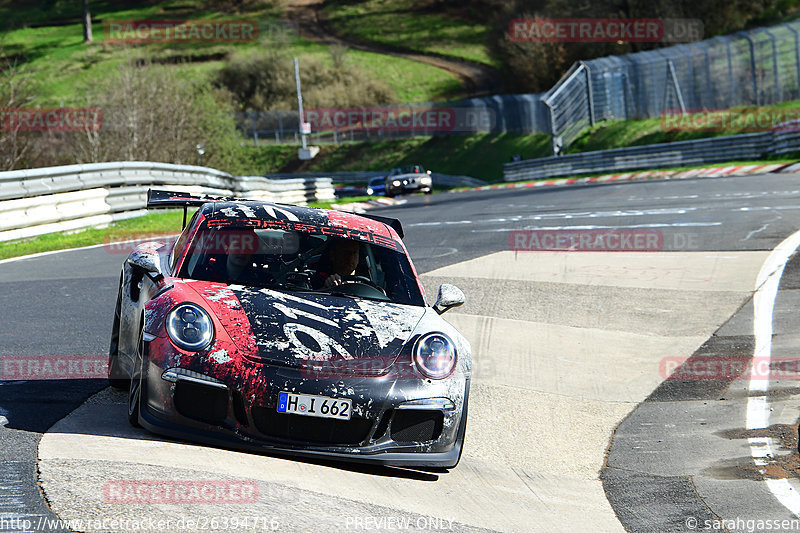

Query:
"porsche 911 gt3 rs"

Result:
[[108, 190, 470, 468]]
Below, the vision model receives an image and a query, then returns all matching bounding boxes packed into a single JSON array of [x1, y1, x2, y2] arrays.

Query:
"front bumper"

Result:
[[139, 356, 469, 468], [386, 178, 432, 195]]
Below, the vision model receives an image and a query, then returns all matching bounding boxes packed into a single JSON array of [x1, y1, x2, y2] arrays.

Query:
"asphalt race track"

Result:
[[4, 173, 800, 531]]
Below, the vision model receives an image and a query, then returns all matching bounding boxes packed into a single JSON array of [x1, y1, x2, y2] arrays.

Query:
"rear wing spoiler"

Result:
[[356, 212, 404, 239], [146, 189, 240, 208], [146, 189, 242, 228], [146, 188, 405, 238]]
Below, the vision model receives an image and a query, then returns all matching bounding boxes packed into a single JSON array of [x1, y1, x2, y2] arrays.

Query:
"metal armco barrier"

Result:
[[0, 161, 335, 242], [265, 171, 485, 187], [503, 130, 798, 182]]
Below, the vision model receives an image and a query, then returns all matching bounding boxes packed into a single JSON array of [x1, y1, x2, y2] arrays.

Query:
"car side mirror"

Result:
[[127, 250, 163, 280], [433, 284, 465, 315]]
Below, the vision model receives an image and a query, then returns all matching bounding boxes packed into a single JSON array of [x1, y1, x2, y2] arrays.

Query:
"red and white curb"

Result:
[[329, 197, 406, 213], [458, 163, 794, 193], [777, 161, 800, 173]]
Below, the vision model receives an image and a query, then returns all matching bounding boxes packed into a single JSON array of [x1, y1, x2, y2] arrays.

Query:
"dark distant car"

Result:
[[366, 176, 386, 196], [108, 189, 471, 468], [334, 185, 367, 198], [385, 165, 433, 197]]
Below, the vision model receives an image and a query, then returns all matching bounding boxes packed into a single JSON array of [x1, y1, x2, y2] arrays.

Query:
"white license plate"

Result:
[[276, 392, 352, 420]]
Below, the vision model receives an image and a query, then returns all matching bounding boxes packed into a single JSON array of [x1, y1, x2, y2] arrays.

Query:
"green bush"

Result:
[[216, 47, 397, 110]]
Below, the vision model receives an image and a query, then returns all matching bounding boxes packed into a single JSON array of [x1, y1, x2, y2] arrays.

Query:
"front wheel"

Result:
[[108, 281, 129, 390], [127, 330, 146, 427]]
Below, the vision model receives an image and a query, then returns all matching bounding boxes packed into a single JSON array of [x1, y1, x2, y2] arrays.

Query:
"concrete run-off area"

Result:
[[37, 248, 767, 532]]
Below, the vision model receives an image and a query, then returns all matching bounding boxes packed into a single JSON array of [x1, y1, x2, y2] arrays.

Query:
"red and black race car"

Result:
[[108, 190, 470, 468]]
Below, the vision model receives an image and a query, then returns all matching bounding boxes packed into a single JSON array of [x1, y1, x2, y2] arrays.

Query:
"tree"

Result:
[[82, 0, 93, 43]]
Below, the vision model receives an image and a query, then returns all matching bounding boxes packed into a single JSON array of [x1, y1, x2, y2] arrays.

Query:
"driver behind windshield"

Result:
[[311, 238, 365, 289]]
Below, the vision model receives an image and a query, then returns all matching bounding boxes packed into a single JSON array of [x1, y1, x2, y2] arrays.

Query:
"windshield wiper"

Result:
[[319, 289, 392, 302], [321, 290, 357, 299]]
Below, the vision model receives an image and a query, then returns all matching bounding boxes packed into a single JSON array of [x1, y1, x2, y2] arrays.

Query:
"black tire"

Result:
[[127, 330, 146, 428], [108, 281, 130, 390]]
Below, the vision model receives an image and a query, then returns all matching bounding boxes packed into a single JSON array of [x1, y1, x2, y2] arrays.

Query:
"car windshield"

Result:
[[399, 165, 425, 174], [179, 222, 425, 306]]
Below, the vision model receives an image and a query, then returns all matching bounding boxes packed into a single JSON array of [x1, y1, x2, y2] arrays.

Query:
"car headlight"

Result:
[[166, 303, 214, 351], [367, 187, 374, 195], [413, 333, 456, 379], [392, 180, 401, 186]]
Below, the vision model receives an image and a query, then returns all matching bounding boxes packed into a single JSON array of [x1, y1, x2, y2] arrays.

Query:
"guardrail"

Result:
[[0, 161, 335, 242], [266, 171, 486, 187], [503, 130, 800, 182]]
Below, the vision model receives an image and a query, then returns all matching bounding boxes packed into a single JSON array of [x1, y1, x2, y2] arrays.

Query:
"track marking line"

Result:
[[747, 228, 800, 515]]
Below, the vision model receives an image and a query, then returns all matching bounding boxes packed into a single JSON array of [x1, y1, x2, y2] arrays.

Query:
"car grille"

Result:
[[390, 410, 443, 442], [251, 406, 373, 446]]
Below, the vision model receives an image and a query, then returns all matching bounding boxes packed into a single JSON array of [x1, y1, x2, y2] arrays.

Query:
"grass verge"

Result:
[[0, 0, 461, 106], [321, 0, 496, 67], [0, 209, 184, 261], [273, 132, 552, 181]]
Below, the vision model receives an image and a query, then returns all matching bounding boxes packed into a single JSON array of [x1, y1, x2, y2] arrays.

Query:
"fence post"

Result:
[[542, 96, 558, 156], [738, 31, 759, 105], [783, 23, 800, 100], [720, 36, 735, 107], [701, 42, 712, 109], [762, 28, 780, 103], [621, 71, 630, 120], [666, 60, 687, 113], [248, 111, 256, 146], [680, 48, 692, 110], [582, 61, 595, 126]]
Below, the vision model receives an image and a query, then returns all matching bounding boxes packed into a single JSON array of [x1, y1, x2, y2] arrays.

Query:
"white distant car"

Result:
[[385, 165, 433, 197]]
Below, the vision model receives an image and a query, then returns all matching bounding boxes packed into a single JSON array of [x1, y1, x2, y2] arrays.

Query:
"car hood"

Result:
[[192, 283, 426, 369]]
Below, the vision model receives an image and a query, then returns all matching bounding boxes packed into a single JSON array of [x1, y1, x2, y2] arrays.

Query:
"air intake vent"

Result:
[[174, 380, 229, 424], [390, 410, 443, 442]]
